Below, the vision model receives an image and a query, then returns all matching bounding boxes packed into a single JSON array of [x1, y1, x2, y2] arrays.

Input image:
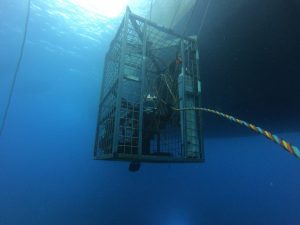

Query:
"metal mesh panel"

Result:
[[117, 80, 140, 154], [97, 78, 118, 156]]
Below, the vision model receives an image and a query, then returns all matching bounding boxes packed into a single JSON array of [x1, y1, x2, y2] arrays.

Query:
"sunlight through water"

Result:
[[69, 0, 131, 18]]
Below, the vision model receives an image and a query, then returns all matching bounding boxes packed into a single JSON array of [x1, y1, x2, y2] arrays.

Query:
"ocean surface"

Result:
[[0, 0, 300, 225]]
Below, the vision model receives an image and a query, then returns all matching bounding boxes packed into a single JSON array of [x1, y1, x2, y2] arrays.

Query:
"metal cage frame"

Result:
[[94, 7, 204, 162]]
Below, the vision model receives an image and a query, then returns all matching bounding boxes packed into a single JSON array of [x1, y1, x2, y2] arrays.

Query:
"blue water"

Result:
[[1, 1, 300, 225]]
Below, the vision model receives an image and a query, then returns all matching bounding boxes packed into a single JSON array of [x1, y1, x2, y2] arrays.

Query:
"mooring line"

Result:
[[172, 106, 300, 159]]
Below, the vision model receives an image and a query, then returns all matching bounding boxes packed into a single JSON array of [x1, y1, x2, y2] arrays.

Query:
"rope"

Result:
[[149, 0, 153, 21], [182, 0, 199, 36], [197, 0, 212, 37], [147, 2, 299, 159], [0, 0, 31, 136], [169, 0, 182, 29], [161, 74, 177, 104], [154, 79, 300, 159], [172, 106, 300, 159]]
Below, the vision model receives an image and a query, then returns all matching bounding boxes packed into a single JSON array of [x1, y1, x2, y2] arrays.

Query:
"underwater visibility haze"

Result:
[[0, 0, 300, 225]]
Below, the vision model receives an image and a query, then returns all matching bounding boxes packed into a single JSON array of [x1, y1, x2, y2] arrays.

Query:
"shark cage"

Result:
[[94, 7, 204, 163]]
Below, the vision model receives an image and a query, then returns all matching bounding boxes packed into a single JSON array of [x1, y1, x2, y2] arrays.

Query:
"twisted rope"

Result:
[[173, 107, 300, 159]]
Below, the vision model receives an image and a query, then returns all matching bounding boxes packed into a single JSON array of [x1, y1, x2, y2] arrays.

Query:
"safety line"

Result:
[[149, 0, 153, 21], [172, 107, 300, 159], [182, 0, 200, 36], [169, 1, 182, 29], [0, 0, 31, 136], [197, 0, 212, 36]]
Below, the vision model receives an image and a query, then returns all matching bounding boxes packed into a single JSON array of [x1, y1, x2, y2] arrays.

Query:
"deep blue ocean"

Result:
[[1, 0, 300, 225]]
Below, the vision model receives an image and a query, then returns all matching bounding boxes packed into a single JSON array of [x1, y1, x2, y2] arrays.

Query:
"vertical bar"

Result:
[[157, 133, 160, 153], [138, 21, 148, 157], [195, 39, 204, 160], [112, 8, 129, 154], [93, 53, 109, 158], [180, 39, 187, 157]]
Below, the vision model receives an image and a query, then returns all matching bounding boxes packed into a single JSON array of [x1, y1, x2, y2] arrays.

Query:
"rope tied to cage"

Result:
[[151, 58, 299, 160], [171, 106, 300, 159]]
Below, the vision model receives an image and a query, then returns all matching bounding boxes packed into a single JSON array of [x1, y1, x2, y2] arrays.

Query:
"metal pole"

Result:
[[112, 8, 129, 154], [138, 21, 148, 157]]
